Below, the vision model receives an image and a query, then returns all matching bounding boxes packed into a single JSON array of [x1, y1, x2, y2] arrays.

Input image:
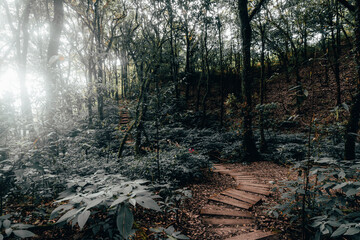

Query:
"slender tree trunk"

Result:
[[217, 17, 225, 127], [185, 24, 191, 104], [266, 54, 272, 79], [284, 42, 290, 83], [94, 0, 104, 121], [331, 1, 342, 106], [46, 0, 64, 121], [303, 23, 308, 63], [201, 22, 210, 127], [17, 0, 33, 136], [321, 30, 330, 85], [294, 48, 303, 113], [259, 24, 267, 152], [167, 0, 179, 101], [114, 55, 119, 101], [121, 51, 128, 99], [196, 37, 205, 113], [87, 62, 93, 127]]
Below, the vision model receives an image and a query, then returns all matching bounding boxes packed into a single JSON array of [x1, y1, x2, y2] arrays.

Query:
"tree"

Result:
[[45, 0, 64, 122], [3, 0, 33, 136], [237, 0, 267, 161], [338, 0, 360, 160], [254, 16, 267, 152]]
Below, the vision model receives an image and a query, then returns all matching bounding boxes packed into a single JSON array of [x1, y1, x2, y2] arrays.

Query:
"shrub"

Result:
[[271, 157, 360, 239]]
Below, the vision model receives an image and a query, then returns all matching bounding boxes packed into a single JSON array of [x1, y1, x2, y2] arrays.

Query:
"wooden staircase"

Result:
[[201, 164, 278, 240], [119, 106, 130, 131]]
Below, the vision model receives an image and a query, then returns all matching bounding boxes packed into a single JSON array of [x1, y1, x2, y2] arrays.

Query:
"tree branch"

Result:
[[249, 0, 267, 22], [338, 0, 355, 12]]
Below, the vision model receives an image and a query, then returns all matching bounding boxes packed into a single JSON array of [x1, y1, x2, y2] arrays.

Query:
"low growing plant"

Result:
[[271, 157, 360, 239]]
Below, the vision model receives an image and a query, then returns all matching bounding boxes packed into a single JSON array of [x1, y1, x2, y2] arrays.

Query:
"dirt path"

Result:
[[181, 161, 291, 239]]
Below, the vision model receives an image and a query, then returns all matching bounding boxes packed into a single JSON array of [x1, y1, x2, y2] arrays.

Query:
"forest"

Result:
[[1, 0, 360, 239]]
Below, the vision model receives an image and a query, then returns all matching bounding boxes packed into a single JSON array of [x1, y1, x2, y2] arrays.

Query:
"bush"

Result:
[[271, 157, 360, 239]]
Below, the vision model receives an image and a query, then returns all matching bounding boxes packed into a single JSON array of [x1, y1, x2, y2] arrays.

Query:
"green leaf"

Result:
[[0, 214, 11, 220], [165, 226, 175, 235], [346, 188, 359, 197], [50, 204, 73, 220], [311, 221, 322, 228], [110, 196, 128, 208], [327, 221, 341, 227], [85, 198, 104, 210], [333, 182, 347, 190], [339, 170, 346, 179], [116, 204, 134, 239], [56, 208, 78, 223], [13, 230, 36, 238], [0, 233, 3, 240], [3, 220, 11, 229], [174, 233, 189, 239], [123, 186, 133, 195], [303, 89, 309, 97], [11, 224, 33, 230], [331, 225, 347, 237], [135, 196, 161, 211], [344, 227, 360, 236], [129, 198, 136, 207], [5, 227, 12, 236], [78, 210, 91, 230]]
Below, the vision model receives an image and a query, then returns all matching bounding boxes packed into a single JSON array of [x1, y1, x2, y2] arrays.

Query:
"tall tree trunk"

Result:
[[201, 22, 210, 127], [284, 41, 290, 83], [259, 23, 267, 152], [238, 0, 261, 161], [87, 56, 93, 128], [121, 50, 128, 99], [17, 0, 33, 136], [321, 29, 330, 86], [46, 0, 64, 121], [185, 23, 192, 104], [217, 16, 225, 127], [94, 0, 104, 121], [114, 55, 119, 101], [302, 22, 308, 63], [331, 1, 342, 106], [166, 0, 179, 101], [341, 0, 360, 160]]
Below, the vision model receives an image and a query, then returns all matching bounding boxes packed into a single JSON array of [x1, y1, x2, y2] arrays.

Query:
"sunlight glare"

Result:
[[0, 68, 20, 98]]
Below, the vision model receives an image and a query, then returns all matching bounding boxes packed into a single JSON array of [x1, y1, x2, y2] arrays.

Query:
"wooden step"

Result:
[[221, 189, 262, 205], [225, 231, 277, 240], [209, 227, 252, 235], [209, 195, 252, 210], [213, 164, 228, 168], [236, 185, 271, 196], [229, 172, 254, 176], [212, 167, 229, 172], [225, 189, 263, 203], [234, 177, 257, 181], [213, 169, 235, 174], [209, 227, 240, 235], [237, 183, 271, 190], [202, 218, 254, 226], [200, 207, 253, 218]]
